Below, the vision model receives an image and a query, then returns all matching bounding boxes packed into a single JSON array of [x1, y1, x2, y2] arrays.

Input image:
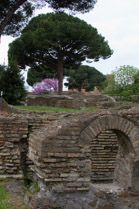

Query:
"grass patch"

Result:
[[0, 184, 11, 209], [0, 202, 11, 209], [0, 184, 9, 201], [15, 105, 97, 112]]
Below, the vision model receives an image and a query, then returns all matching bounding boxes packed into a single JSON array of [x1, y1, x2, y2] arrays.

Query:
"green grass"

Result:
[[0, 184, 11, 209], [0, 184, 9, 201], [15, 105, 97, 112], [0, 202, 11, 209]]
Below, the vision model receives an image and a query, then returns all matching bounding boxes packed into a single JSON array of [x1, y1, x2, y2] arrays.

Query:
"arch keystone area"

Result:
[[81, 114, 138, 153]]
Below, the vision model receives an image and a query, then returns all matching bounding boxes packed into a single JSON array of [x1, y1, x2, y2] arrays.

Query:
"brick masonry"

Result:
[[0, 116, 28, 178], [0, 101, 139, 194], [91, 130, 118, 183], [0, 111, 81, 179], [28, 107, 139, 192]]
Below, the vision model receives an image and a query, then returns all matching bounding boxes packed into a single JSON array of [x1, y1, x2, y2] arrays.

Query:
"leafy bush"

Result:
[[100, 66, 139, 101]]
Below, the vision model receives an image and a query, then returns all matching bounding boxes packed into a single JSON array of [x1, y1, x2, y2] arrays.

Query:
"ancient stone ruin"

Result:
[[28, 108, 139, 192], [0, 98, 139, 209], [25, 92, 116, 109]]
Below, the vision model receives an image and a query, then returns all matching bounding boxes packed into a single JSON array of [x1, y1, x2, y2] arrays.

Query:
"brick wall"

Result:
[[0, 106, 138, 193], [0, 116, 28, 178], [28, 121, 119, 192], [0, 112, 78, 179], [28, 107, 139, 192], [91, 130, 118, 183]]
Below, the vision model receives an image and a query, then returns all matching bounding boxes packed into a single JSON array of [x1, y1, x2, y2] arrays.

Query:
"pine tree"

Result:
[[0, 61, 26, 105], [0, 0, 97, 37], [8, 12, 112, 94], [65, 65, 106, 92]]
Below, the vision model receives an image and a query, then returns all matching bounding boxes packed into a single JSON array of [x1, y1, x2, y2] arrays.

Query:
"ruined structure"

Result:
[[25, 92, 116, 109], [28, 108, 139, 193], [0, 98, 139, 209]]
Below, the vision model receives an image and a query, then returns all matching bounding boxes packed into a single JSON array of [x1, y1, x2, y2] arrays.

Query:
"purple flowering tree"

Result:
[[32, 78, 58, 94]]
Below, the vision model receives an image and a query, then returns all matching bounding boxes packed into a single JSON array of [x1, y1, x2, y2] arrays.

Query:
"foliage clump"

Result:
[[27, 65, 57, 87], [0, 0, 97, 36], [65, 65, 106, 92], [100, 65, 139, 100], [0, 61, 26, 105], [8, 12, 113, 94]]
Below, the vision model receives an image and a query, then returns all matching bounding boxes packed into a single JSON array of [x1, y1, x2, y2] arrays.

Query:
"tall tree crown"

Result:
[[0, 0, 97, 36], [8, 12, 113, 93], [9, 12, 113, 67]]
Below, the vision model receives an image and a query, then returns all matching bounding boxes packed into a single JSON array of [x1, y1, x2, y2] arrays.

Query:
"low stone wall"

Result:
[[114, 95, 139, 103], [25, 93, 116, 109]]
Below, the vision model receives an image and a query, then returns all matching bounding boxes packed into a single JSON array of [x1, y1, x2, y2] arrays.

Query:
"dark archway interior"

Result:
[[91, 130, 118, 183], [91, 129, 135, 188]]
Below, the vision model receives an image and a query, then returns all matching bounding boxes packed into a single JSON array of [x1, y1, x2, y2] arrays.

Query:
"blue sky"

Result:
[[0, 0, 139, 78]]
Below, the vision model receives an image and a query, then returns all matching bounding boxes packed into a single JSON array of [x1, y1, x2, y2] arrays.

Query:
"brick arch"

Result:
[[80, 114, 139, 154], [80, 114, 139, 191]]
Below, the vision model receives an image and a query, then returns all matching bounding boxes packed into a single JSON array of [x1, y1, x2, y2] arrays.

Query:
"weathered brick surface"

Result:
[[91, 130, 118, 183], [0, 102, 138, 193], [0, 116, 28, 177], [0, 112, 74, 178], [27, 107, 139, 192]]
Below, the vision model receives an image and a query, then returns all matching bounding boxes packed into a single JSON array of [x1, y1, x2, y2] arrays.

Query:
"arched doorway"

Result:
[[80, 114, 139, 191]]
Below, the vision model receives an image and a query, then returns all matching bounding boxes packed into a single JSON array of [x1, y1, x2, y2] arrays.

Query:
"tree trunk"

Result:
[[0, 0, 27, 37], [78, 84, 82, 92], [57, 54, 63, 95]]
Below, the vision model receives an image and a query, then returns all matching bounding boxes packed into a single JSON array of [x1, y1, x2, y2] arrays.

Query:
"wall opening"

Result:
[[91, 130, 119, 183], [90, 128, 135, 190]]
